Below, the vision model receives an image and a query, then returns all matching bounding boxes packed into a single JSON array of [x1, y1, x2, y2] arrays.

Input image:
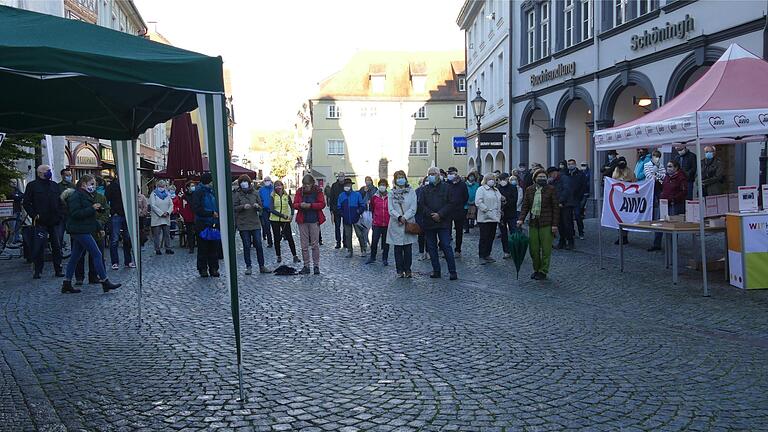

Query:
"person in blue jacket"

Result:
[[634, 148, 651, 181], [258, 176, 275, 248], [337, 178, 365, 258], [193, 172, 220, 277]]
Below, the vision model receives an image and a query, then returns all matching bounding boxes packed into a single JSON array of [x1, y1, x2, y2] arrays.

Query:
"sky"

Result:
[[134, 0, 466, 156]]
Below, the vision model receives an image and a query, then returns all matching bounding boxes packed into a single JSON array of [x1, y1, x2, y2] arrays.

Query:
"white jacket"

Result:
[[149, 191, 173, 227], [475, 185, 502, 223], [386, 187, 418, 245]]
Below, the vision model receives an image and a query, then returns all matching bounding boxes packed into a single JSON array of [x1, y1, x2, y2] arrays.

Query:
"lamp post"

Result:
[[471, 90, 487, 174], [431, 127, 440, 168], [160, 141, 168, 170]]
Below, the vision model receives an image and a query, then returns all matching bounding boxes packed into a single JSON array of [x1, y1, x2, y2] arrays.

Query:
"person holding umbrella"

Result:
[[517, 169, 559, 281]]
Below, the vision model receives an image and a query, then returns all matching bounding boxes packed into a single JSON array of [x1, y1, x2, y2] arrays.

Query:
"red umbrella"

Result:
[[202, 157, 257, 179], [165, 112, 203, 179]]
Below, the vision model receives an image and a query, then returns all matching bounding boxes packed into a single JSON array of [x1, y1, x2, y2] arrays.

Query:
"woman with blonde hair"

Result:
[[387, 170, 418, 278], [149, 179, 174, 255], [475, 172, 503, 264], [269, 180, 300, 264]]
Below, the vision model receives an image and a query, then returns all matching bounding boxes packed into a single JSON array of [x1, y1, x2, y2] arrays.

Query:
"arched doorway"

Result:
[[468, 157, 475, 175], [484, 153, 494, 175], [494, 151, 506, 173], [554, 86, 594, 167], [519, 98, 552, 167]]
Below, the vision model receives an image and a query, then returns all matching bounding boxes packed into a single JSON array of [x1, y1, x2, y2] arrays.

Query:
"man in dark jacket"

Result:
[[548, 166, 579, 250], [58, 168, 74, 193], [672, 145, 697, 200], [602, 150, 619, 178], [23, 164, 65, 279], [701, 145, 725, 196], [327, 172, 346, 249], [105, 175, 134, 268], [417, 167, 458, 280], [445, 167, 469, 257], [567, 159, 589, 239], [192, 172, 220, 277], [497, 172, 518, 258]]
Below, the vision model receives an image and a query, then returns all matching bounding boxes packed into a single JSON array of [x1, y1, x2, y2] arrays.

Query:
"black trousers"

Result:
[[271, 221, 297, 258], [32, 223, 62, 274], [478, 222, 497, 258], [558, 206, 575, 245], [369, 226, 389, 261], [498, 217, 515, 254], [451, 211, 466, 252], [394, 244, 412, 273], [333, 211, 342, 243], [197, 237, 220, 274]]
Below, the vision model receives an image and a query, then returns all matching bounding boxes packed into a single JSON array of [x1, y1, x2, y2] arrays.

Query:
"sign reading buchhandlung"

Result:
[[600, 178, 654, 229]]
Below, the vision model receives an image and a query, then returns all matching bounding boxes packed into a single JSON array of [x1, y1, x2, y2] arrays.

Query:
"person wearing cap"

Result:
[[672, 145, 697, 200], [518, 168, 559, 280], [193, 172, 220, 277], [337, 177, 365, 258], [497, 172, 518, 259], [445, 167, 469, 257], [328, 172, 346, 249], [259, 176, 275, 248]]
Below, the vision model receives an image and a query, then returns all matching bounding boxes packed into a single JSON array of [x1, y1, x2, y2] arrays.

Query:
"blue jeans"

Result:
[[109, 215, 133, 265], [66, 234, 107, 281], [10, 211, 23, 242], [425, 228, 456, 275], [239, 229, 264, 268]]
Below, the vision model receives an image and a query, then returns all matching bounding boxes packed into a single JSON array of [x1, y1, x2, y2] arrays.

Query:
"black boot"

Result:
[[61, 280, 81, 294], [101, 279, 121, 292]]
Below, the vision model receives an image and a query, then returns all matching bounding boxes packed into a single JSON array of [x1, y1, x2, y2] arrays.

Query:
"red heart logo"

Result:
[[609, 182, 640, 223]]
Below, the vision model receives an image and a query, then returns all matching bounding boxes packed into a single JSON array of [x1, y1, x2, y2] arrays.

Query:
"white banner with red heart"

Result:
[[601, 178, 655, 229]]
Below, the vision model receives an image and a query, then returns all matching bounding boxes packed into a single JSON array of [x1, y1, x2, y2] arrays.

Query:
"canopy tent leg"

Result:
[[695, 134, 710, 297]]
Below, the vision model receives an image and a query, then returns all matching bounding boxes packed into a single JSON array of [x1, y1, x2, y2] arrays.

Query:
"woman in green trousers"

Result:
[[517, 169, 560, 280]]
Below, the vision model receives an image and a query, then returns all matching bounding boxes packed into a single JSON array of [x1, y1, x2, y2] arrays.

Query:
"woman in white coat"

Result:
[[149, 179, 174, 255], [387, 170, 418, 278], [475, 173, 503, 264]]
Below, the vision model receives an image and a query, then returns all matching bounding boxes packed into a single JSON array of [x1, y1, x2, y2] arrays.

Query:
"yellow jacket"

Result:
[[269, 191, 293, 222]]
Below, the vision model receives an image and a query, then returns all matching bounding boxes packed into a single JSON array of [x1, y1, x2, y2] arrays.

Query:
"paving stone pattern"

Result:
[[1, 216, 768, 431]]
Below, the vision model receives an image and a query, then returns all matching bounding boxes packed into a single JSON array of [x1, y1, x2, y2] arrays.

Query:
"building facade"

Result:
[[457, 0, 511, 175], [507, 0, 767, 189], [310, 51, 467, 187]]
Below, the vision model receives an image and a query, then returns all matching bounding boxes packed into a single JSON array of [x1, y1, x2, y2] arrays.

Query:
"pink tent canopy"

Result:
[[595, 44, 768, 150]]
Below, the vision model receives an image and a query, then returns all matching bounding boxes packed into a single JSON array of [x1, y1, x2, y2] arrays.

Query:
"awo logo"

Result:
[[682, 120, 693, 131], [624, 129, 632, 139], [645, 125, 654, 135], [669, 122, 679, 132], [759, 113, 768, 126], [708, 116, 725, 129], [733, 115, 749, 127], [656, 124, 665, 134], [634, 127, 642, 137]]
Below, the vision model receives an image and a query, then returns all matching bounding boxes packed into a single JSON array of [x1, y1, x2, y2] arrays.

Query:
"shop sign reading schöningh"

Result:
[[630, 14, 695, 51], [530, 62, 575, 87]]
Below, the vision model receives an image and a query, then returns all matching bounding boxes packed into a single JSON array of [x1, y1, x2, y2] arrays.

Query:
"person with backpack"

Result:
[[269, 180, 300, 264]]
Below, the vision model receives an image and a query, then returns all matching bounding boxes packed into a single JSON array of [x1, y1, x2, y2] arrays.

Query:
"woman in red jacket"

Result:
[[660, 160, 688, 216], [366, 179, 390, 266], [293, 174, 326, 275], [179, 181, 197, 253]]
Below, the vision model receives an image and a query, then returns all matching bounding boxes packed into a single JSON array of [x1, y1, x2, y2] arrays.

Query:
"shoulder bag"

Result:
[[398, 202, 422, 235]]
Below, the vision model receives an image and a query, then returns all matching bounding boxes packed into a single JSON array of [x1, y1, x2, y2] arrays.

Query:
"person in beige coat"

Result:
[[475, 173, 503, 264], [149, 179, 174, 255]]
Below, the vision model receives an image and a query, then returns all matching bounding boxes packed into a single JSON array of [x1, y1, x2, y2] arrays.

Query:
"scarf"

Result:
[[531, 185, 543, 217], [154, 188, 168, 200]]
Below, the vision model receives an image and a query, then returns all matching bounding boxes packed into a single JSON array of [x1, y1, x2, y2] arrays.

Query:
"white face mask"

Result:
[[499, 180, 508, 187], [240, 182, 250, 190], [378, 185, 387, 193], [486, 180, 496, 187], [344, 186, 351, 192], [264, 181, 272, 187]]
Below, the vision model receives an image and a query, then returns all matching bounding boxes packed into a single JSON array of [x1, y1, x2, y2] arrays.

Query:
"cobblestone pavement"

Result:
[[1, 215, 768, 431]]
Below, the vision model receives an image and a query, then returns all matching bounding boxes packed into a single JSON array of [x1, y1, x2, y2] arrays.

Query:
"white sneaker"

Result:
[[503, 253, 511, 259]]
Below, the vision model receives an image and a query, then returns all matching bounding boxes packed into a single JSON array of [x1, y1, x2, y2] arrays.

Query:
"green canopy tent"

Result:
[[0, 6, 245, 400]]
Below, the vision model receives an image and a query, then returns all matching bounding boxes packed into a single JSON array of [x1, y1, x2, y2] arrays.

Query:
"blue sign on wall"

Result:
[[453, 136, 467, 148]]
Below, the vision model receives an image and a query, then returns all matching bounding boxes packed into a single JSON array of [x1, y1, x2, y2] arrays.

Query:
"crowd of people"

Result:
[[9, 143, 725, 289]]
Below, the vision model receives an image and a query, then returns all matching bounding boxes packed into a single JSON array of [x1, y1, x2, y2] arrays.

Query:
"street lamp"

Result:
[[471, 90, 487, 174], [160, 141, 168, 169], [431, 127, 440, 168]]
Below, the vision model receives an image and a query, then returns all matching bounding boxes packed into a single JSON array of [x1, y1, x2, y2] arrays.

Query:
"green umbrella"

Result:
[[508, 229, 530, 280]]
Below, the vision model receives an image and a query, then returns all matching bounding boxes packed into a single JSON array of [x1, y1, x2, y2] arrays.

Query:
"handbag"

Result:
[[199, 226, 221, 241], [398, 202, 422, 235]]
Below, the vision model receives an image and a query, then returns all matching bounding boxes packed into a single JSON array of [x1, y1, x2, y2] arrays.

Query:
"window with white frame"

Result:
[[639, 0, 653, 15], [413, 106, 427, 119], [489, 62, 494, 105], [581, 0, 592, 41], [540, 2, 550, 57], [410, 140, 428, 156], [497, 53, 504, 103], [614, 0, 628, 27], [527, 9, 535, 63], [564, 0, 575, 48], [327, 139, 344, 155], [327, 104, 341, 119], [454, 146, 467, 156], [458, 77, 466, 92], [455, 104, 465, 118]]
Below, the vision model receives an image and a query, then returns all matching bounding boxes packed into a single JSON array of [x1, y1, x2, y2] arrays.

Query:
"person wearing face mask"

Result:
[[418, 167, 458, 280], [445, 167, 469, 257], [357, 176, 376, 252], [701, 146, 725, 196], [73, 176, 110, 286], [497, 173, 518, 259], [328, 172, 347, 249], [258, 176, 275, 248], [269, 180, 300, 264], [672, 146, 697, 200], [548, 166, 579, 250], [149, 179, 174, 256], [517, 169, 560, 280], [105, 175, 135, 268], [337, 178, 365, 258], [168, 185, 181, 241], [661, 160, 688, 216], [576, 162, 592, 239], [464, 171, 480, 233], [386, 171, 418, 277], [602, 150, 620, 179], [179, 181, 197, 254], [61, 175, 121, 294], [233, 174, 268, 275], [193, 173, 220, 277], [565, 159, 588, 240], [517, 163, 531, 190], [475, 173, 503, 264], [23, 164, 65, 279], [611, 157, 636, 245], [415, 177, 429, 260], [634, 148, 652, 181], [294, 174, 326, 275], [58, 169, 75, 193], [366, 179, 391, 266], [645, 150, 667, 252]]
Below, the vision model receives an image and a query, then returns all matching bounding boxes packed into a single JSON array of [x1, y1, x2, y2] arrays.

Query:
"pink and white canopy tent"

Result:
[[595, 44, 768, 150], [594, 44, 768, 296]]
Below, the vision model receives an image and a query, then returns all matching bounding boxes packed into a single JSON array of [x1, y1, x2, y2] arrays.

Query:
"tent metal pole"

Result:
[[135, 139, 143, 327], [593, 0, 603, 270], [694, 133, 709, 296]]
